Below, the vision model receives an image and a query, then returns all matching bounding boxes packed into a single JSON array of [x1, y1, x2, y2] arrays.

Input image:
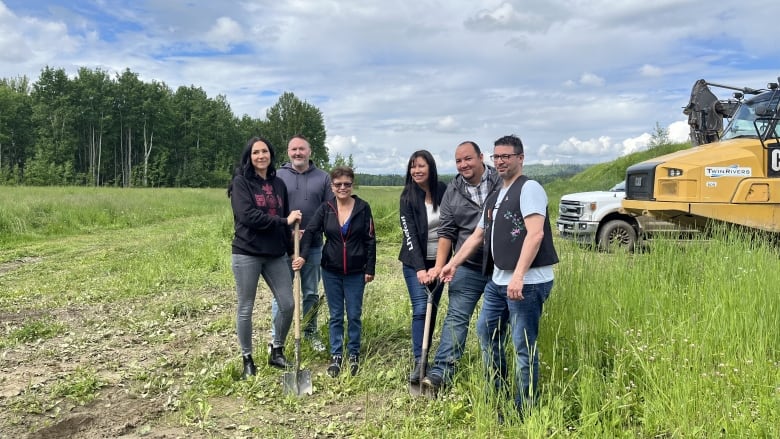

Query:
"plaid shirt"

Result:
[[463, 166, 494, 208]]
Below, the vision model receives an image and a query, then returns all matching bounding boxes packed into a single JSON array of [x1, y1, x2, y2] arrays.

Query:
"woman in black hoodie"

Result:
[[398, 150, 448, 385], [294, 166, 376, 377], [228, 136, 302, 379]]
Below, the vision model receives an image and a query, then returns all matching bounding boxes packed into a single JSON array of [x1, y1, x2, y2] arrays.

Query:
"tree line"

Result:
[[0, 66, 592, 188], [0, 67, 332, 187]]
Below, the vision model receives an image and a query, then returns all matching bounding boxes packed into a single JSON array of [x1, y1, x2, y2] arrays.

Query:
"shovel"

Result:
[[283, 222, 313, 396], [409, 280, 438, 397]]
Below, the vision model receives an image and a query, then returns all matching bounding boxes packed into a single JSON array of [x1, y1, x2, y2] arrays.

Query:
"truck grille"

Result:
[[559, 201, 583, 220], [625, 162, 659, 200]]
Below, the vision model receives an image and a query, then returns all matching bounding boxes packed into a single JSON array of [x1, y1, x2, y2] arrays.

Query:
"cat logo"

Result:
[[770, 146, 780, 177]]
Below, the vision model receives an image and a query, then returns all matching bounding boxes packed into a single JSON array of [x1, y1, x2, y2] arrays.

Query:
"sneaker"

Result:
[[348, 354, 359, 376], [327, 355, 342, 377], [266, 342, 273, 355], [421, 373, 442, 394], [307, 336, 326, 353]]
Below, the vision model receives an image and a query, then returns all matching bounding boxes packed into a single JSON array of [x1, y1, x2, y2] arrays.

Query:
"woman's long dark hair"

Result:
[[400, 149, 440, 211], [227, 136, 277, 197]]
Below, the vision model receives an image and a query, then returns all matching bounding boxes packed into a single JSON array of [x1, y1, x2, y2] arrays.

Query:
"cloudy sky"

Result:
[[1, 0, 779, 174]]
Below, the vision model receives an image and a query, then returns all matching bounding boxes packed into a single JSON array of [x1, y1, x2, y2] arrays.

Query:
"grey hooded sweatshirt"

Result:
[[277, 160, 334, 248]]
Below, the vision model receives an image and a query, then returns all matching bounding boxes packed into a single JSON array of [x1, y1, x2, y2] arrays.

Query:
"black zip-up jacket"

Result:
[[397, 181, 448, 271], [300, 196, 376, 276], [230, 173, 293, 257]]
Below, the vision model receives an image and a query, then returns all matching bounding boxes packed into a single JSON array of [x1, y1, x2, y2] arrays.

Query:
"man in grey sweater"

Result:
[[270, 134, 333, 352]]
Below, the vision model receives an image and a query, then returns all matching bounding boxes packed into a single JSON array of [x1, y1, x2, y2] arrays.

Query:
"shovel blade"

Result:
[[408, 382, 436, 398], [283, 369, 313, 396]]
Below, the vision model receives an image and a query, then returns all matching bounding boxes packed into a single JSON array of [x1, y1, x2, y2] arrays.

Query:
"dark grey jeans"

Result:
[[232, 253, 294, 356]]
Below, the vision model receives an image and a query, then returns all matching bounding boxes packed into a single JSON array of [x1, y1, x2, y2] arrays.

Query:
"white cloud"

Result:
[[326, 135, 359, 156], [204, 17, 244, 51], [580, 72, 605, 87], [465, 3, 543, 31], [621, 132, 652, 155], [639, 64, 663, 77], [436, 115, 458, 132], [668, 120, 690, 143]]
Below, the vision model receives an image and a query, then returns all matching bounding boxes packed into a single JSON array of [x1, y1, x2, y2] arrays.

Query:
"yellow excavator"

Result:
[[622, 77, 780, 232]]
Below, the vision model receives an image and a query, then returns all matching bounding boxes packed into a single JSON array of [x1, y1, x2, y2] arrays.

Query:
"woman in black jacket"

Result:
[[294, 166, 376, 377], [228, 136, 302, 379], [398, 150, 448, 385]]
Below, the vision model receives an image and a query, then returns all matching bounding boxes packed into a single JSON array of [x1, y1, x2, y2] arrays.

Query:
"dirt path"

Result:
[[0, 292, 229, 438]]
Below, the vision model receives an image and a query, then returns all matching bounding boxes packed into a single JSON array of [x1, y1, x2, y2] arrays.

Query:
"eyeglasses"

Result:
[[332, 182, 353, 188], [490, 153, 521, 162]]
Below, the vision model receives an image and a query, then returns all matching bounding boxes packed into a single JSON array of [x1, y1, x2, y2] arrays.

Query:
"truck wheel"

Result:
[[597, 219, 637, 251]]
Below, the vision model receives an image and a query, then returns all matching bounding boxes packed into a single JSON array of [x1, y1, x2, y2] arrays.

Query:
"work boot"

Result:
[[348, 354, 359, 376], [409, 358, 425, 385], [268, 346, 290, 369], [327, 355, 342, 377], [421, 373, 442, 396], [241, 354, 257, 380]]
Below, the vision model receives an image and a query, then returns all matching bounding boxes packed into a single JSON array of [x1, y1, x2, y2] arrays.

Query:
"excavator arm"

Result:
[[683, 79, 738, 146]]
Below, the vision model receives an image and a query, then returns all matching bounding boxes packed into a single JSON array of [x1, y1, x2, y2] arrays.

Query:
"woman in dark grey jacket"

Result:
[[228, 136, 302, 379], [398, 150, 448, 385]]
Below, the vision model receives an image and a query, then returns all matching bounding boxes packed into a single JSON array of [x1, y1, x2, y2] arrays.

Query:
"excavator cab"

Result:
[[720, 85, 780, 144]]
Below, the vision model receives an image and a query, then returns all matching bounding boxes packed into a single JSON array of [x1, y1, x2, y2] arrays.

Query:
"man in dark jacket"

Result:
[[270, 134, 333, 353], [421, 141, 501, 391]]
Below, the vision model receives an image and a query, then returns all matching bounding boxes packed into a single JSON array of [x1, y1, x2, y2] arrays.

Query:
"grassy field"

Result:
[[1, 185, 778, 438]]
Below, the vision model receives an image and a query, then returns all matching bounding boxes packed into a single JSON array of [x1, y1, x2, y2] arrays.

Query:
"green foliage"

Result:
[[263, 92, 329, 168], [649, 121, 671, 147], [50, 368, 104, 404], [1, 318, 66, 348], [356, 173, 405, 186], [326, 152, 355, 172], [354, 186, 402, 244]]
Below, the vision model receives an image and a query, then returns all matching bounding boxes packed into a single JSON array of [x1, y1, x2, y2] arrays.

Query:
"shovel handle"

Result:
[[293, 222, 301, 341]]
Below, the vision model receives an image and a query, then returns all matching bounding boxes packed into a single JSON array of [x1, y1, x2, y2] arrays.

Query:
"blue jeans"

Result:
[[402, 263, 444, 360], [321, 268, 366, 357], [428, 265, 487, 382], [271, 246, 323, 339], [231, 253, 294, 356], [476, 279, 553, 411]]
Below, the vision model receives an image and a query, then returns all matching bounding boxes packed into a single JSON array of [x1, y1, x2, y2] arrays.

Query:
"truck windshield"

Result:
[[721, 92, 780, 140], [609, 181, 625, 192]]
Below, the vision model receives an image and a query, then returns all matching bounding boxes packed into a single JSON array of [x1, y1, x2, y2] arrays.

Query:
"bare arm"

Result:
[[439, 227, 483, 282], [427, 237, 452, 280], [507, 213, 544, 300]]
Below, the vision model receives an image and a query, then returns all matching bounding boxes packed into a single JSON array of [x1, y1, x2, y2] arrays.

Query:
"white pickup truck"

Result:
[[556, 181, 691, 250]]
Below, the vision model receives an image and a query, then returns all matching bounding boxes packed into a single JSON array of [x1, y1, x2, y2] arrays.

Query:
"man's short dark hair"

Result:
[[494, 135, 524, 154], [458, 141, 481, 156]]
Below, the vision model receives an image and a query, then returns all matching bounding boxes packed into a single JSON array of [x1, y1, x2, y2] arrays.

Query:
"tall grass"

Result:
[[1, 186, 778, 437]]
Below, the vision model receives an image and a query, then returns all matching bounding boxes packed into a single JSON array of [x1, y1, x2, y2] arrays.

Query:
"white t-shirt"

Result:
[[425, 202, 440, 260]]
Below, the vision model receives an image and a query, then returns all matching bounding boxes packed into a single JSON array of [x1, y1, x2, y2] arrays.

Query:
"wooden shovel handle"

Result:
[[293, 222, 301, 340]]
